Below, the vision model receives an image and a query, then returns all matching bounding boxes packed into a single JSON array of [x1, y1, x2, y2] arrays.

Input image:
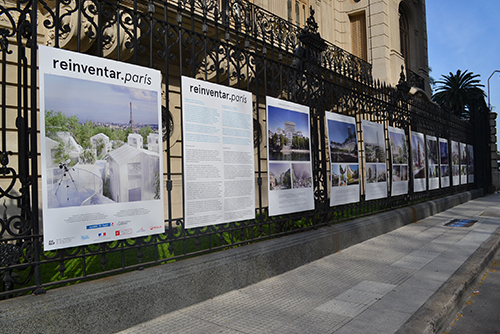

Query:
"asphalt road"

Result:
[[446, 251, 500, 334]]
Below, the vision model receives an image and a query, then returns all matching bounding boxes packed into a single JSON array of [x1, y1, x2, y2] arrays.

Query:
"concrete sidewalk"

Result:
[[119, 194, 500, 334]]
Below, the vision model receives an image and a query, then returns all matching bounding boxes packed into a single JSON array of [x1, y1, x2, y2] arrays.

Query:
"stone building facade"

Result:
[[255, 0, 430, 95]]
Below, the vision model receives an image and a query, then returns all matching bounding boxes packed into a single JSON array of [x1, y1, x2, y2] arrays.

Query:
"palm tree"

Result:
[[432, 70, 487, 118]]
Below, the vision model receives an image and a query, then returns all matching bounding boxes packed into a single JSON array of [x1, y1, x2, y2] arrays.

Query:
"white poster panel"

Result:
[[460, 142, 467, 184], [267, 97, 314, 216], [411, 131, 426, 192], [181, 76, 255, 228], [326, 113, 360, 206], [362, 120, 387, 200], [39, 45, 164, 250], [451, 140, 460, 185], [467, 144, 474, 183], [426, 135, 439, 190], [388, 126, 409, 196], [439, 138, 450, 187]]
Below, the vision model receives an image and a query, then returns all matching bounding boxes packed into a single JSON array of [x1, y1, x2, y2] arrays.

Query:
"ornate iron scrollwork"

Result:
[[162, 106, 174, 142], [253, 118, 262, 149], [0, 0, 482, 300], [0, 243, 21, 267]]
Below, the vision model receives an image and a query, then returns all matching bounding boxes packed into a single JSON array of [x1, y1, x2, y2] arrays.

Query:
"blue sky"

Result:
[[362, 122, 384, 146], [267, 106, 310, 137], [43, 74, 159, 125], [426, 1, 500, 137], [389, 131, 405, 149], [328, 119, 356, 143]]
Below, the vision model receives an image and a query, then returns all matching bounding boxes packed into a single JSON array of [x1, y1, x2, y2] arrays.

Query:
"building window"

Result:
[[288, 0, 308, 26], [399, 6, 410, 70], [349, 13, 368, 61]]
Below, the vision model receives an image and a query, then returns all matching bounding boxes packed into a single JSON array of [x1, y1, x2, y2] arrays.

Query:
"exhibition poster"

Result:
[[426, 135, 439, 190], [411, 131, 426, 192], [362, 120, 387, 200], [267, 96, 314, 216], [451, 140, 460, 185], [439, 138, 450, 187], [388, 126, 409, 196], [39, 45, 164, 250], [181, 76, 255, 228], [460, 142, 467, 184], [326, 112, 360, 206], [467, 144, 474, 183]]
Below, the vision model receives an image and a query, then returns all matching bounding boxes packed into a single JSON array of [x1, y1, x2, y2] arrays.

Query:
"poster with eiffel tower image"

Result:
[[39, 45, 164, 250]]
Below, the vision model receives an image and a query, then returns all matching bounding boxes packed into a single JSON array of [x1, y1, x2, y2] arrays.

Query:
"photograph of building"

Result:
[[331, 164, 360, 187], [460, 143, 468, 166], [441, 165, 450, 177], [377, 166, 387, 182], [269, 163, 292, 191], [328, 119, 358, 163], [411, 133, 426, 179], [363, 123, 386, 163], [43, 75, 161, 209], [389, 131, 408, 165], [452, 141, 460, 166], [440, 140, 449, 165], [367, 163, 377, 184], [401, 166, 408, 181], [427, 137, 439, 166], [268, 106, 310, 161], [291, 163, 312, 188]]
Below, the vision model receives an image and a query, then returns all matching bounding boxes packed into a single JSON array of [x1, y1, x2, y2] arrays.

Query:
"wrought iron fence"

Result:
[[406, 68, 425, 91], [0, 0, 488, 299]]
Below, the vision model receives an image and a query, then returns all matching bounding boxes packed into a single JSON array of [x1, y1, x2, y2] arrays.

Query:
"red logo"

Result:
[[150, 225, 162, 230], [116, 229, 132, 236]]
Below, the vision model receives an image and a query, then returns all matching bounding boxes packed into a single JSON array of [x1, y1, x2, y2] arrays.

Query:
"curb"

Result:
[[395, 225, 500, 334], [0, 190, 484, 334]]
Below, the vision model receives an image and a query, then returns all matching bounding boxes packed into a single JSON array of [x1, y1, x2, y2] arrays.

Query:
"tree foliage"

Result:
[[139, 125, 154, 144], [432, 70, 487, 118], [45, 110, 135, 149], [291, 136, 309, 150]]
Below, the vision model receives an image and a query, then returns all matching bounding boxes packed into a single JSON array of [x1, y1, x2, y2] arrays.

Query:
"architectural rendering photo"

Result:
[[411, 133, 426, 179], [427, 137, 439, 166], [389, 131, 408, 165], [291, 163, 312, 188], [440, 140, 449, 165], [363, 123, 386, 163], [328, 119, 358, 163], [43, 75, 161, 209], [269, 162, 292, 191], [267, 106, 310, 161], [331, 163, 359, 187]]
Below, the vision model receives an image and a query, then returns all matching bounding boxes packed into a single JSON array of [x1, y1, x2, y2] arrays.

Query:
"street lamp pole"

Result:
[[487, 70, 500, 110]]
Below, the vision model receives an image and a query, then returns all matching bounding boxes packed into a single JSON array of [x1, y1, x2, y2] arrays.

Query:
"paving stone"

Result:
[[352, 280, 396, 295], [373, 283, 437, 314], [315, 299, 368, 317], [118, 194, 500, 334], [391, 250, 440, 270], [276, 310, 352, 334], [335, 307, 410, 334]]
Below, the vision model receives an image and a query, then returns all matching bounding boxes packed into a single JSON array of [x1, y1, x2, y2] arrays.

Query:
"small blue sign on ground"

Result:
[[445, 219, 477, 227]]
